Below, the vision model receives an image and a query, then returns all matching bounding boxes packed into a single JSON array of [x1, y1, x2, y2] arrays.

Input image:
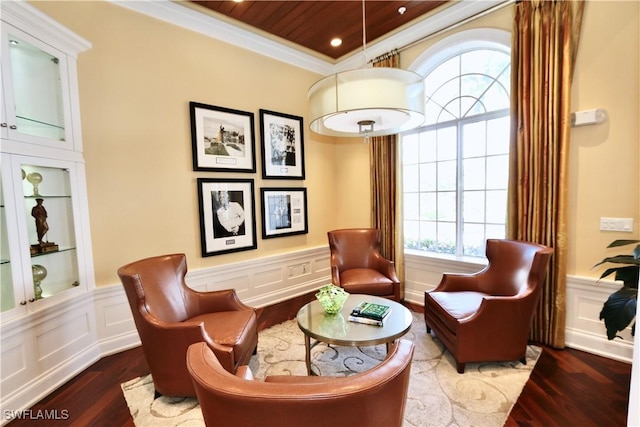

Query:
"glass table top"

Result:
[[296, 294, 413, 347]]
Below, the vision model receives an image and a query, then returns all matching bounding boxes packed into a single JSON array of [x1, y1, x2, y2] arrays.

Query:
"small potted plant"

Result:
[[593, 239, 639, 340]]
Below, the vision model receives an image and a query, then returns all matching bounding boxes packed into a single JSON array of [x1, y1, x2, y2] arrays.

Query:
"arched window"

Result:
[[403, 29, 511, 258]]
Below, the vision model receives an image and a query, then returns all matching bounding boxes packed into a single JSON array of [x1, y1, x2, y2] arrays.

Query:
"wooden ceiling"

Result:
[[187, 1, 450, 60]]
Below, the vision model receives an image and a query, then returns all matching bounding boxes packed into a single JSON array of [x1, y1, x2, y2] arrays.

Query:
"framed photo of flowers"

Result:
[[190, 101, 256, 172], [260, 187, 308, 239], [259, 109, 305, 179], [197, 178, 257, 257]]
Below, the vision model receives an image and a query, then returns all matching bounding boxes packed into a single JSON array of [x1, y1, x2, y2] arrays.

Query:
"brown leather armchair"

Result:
[[118, 253, 258, 397], [327, 228, 402, 301], [424, 239, 553, 373], [187, 338, 414, 427]]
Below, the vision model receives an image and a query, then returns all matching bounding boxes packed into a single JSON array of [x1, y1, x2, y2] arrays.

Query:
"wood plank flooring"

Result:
[[6, 295, 632, 427]]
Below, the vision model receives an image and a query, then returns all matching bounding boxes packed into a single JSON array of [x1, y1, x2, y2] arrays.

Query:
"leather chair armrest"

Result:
[[190, 288, 255, 314], [370, 253, 400, 282], [433, 271, 485, 292], [200, 331, 236, 372], [235, 365, 254, 380]]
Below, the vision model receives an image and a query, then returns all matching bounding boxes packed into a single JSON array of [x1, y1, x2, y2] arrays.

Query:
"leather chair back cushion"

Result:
[[329, 229, 381, 272], [123, 254, 192, 323], [476, 239, 547, 296]]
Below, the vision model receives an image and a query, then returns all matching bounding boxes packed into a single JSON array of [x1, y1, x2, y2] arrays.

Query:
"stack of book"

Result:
[[348, 301, 392, 326]]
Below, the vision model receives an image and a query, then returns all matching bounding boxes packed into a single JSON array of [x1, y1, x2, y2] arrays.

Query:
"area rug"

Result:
[[121, 312, 541, 427]]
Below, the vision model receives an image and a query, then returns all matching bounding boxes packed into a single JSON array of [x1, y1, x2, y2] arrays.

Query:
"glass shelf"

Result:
[[30, 245, 76, 258]]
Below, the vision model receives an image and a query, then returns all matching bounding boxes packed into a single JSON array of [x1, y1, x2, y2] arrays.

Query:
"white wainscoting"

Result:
[[0, 292, 100, 424], [404, 252, 635, 363], [93, 246, 333, 356]]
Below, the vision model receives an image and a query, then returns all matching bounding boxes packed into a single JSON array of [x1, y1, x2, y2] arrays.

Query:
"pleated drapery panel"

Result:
[[370, 51, 405, 297], [509, 0, 584, 348]]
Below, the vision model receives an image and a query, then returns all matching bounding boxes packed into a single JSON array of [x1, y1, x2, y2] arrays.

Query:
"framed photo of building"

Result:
[[190, 102, 256, 172], [259, 109, 305, 179], [260, 187, 308, 239], [197, 178, 257, 256]]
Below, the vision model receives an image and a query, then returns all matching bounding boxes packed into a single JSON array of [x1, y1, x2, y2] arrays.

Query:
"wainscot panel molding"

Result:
[[94, 246, 333, 355], [404, 253, 634, 363], [565, 275, 634, 363], [0, 292, 100, 423]]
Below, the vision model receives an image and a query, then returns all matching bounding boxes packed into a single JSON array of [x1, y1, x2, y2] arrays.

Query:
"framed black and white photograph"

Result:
[[197, 178, 257, 256], [260, 187, 308, 239], [259, 109, 305, 179], [190, 102, 256, 172]]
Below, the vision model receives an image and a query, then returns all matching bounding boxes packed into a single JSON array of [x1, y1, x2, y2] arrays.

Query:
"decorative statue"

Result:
[[31, 198, 49, 244]]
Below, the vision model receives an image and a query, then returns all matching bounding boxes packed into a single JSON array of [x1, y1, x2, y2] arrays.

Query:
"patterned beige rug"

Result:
[[122, 312, 541, 427]]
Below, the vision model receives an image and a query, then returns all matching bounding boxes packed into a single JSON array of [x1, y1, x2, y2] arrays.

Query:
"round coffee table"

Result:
[[296, 294, 413, 375]]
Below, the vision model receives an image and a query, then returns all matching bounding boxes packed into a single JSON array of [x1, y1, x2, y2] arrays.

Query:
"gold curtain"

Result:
[[509, 0, 584, 347], [370, 50, 404, 298]]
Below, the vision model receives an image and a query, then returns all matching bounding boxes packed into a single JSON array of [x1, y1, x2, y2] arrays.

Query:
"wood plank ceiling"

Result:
[[186, 1, 450, 60]]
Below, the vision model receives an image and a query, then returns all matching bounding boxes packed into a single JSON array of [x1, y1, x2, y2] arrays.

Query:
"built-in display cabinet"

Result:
[[0, 2, 97, 421]]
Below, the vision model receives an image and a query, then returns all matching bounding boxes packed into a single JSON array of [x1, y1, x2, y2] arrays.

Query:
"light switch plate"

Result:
[[600, 217, 634, 232]]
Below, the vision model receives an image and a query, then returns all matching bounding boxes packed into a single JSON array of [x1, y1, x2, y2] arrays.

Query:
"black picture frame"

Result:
[[260, 187, 308, 239], [259, 109, 305, 179], [190, 102, 256, 172], [197, 178, 257, 257]]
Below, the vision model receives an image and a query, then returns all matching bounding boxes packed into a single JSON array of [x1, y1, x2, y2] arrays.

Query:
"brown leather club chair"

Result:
[[118, 253, 258, 397], [424, 239, 553, 373], [187, 338, 414, 427], [327, 228, 402, 301]]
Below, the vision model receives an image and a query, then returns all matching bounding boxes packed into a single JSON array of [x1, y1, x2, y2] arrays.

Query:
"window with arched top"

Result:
[[403, 30, 511, 258]]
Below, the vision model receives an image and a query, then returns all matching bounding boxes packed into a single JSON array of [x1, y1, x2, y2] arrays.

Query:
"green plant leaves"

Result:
[[594, 239, 639, 340], [599, 286, 638, 340]]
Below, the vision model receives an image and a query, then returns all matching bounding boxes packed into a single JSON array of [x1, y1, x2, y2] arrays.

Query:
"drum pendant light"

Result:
[[308, 0, 425, 139]]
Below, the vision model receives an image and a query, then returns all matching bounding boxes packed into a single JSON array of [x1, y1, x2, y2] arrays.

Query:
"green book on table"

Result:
[[351, 301, 392, 321]]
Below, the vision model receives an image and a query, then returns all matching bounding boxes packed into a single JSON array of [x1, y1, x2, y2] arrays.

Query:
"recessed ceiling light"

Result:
[[398, 6, 407, 15], [330, 38, 342, 47]]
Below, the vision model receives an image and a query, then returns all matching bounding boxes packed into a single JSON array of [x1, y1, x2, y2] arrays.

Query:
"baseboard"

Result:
[[565, 328, 634, 363]]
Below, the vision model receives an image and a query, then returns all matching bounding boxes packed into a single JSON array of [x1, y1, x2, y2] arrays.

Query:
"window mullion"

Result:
[[456, 121, 464, 257]]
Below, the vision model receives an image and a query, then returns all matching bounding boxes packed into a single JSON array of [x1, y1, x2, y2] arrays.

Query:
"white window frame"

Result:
[[404, 29, 511, 262]]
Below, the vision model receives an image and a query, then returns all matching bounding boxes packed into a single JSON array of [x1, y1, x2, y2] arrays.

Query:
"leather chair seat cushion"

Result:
[[191, 310, 257, 353], [426, 291, 487, 333], [340, 268, 395, 296]]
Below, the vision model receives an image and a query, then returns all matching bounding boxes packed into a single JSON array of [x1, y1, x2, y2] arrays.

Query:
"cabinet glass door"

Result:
[[21, 164, 79, 300], [1, 24, 72, 148], [0, 173, 16, 312]]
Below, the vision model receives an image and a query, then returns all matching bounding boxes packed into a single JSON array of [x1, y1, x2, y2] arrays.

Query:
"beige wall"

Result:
[[569, 1, 639, 277], [31, 1, 639, 286], [31, 0, 371, 286]]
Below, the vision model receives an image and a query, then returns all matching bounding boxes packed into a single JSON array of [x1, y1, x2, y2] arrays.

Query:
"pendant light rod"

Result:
[[307, 0, 426, 138], [361, 0, 367, 66]]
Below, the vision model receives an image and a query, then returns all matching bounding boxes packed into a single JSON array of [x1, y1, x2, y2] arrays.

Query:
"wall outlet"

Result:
[[600, 217, 634, 232]]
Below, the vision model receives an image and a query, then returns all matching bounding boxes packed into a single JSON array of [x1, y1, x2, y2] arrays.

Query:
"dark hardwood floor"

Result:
[[6, 295, 632, 427]]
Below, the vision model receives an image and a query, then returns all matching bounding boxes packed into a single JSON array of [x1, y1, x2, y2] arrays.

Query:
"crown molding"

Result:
[[110, 0, 508, 76], [2, 0, 92, 56]]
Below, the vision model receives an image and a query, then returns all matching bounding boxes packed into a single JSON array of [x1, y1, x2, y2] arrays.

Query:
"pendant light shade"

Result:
[[308, 67, 425, 137]]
